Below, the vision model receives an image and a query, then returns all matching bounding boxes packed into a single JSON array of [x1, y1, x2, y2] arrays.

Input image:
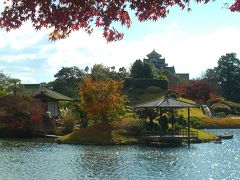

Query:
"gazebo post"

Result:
[[171, 108, 174, 131], [144, 107, 147, 131], [159, 108, 162, 130], [187, 108, 190, 147]]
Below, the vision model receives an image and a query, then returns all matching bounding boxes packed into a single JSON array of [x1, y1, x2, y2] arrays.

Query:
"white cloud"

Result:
[[1, 54, 37, 63], [0, 22, 48, 51], [1, 21, 240, 82]]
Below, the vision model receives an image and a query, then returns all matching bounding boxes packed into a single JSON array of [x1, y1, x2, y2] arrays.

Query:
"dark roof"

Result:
[[23, 84, 41, 89], [21, 84, 72, 101], [166, 66, 176, 74], [134, 97, 199, 108], [33, 87, 72, 101], [147, 50, 161, 58]]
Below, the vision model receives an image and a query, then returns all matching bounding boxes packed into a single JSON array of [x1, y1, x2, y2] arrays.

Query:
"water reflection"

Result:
[[0, 129, 240, 179]]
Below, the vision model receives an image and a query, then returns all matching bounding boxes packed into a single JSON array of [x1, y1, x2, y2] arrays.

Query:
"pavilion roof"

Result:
[[134, 97, 199, 108]]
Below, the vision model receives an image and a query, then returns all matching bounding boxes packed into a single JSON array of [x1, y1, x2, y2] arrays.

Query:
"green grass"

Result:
[[126, 88, 165, 105], [60, 117, 218, 144], [192, 128, 217, 141], [177, 98, 206, 118], [60, 118, 141, 144], [201, 117, 240, 128]]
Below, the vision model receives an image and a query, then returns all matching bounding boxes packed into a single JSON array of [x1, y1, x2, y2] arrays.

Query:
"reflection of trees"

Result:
[[72, 146, 121, 179]]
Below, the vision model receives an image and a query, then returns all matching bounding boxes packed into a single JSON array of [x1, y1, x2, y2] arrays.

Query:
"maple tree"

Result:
[[1, 0, 238, 42], [79, 77, 126, 122]]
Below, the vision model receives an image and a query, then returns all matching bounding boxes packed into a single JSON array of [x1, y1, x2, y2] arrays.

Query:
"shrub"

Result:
[[175, 115, 187, 128], [207, 98, 224, 106], [0, 91, 7, 96], [168, 92, 178, 99], [0, 95, 44, 135], [215, 112, 226, 118], [220, 100, 240, 115], [59, 107, 75, 133], [190, 116, 203, 128], [146, 86, 163, 93], [145, 121, 160, 131], [160, 114, 169, 131], [135, 88, 145, 95], [127, 119, 145, 135], [180, 93, 187, 98], [211, 103, 232, 115]]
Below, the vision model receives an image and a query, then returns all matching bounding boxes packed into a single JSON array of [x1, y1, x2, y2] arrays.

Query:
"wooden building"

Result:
[[134, 96, 199, 146], [21, 84, 72, 117]]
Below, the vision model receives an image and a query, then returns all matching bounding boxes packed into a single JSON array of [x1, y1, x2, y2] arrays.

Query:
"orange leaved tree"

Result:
[[80, 77, 126, 123]]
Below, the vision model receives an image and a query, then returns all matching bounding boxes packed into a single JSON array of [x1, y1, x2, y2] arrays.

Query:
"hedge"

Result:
[[211, 102, 232, 115], [124, 78, 168, 90], [168, 92, 178, 99], [220, 100, 240, 115]]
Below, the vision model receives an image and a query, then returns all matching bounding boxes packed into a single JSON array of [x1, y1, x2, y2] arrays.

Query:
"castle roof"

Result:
[[147, 49, 161, 58]]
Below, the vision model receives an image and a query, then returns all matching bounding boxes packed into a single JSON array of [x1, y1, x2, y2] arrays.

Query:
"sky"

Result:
[[1, 0, 240, 83]]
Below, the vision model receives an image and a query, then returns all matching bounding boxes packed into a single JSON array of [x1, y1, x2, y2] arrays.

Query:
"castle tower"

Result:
[[145, 49, 168, 71]]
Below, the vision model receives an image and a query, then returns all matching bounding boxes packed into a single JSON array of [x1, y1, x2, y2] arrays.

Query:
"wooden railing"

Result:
[[142, 130, 198, 139]]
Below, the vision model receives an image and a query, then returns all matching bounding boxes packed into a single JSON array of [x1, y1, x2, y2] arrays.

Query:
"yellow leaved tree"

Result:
[[80, 77, 126, 123]]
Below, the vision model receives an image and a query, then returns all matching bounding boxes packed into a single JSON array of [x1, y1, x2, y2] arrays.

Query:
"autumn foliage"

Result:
[[175, 80, 211, 102], [0, 0, 238, 42], [80, 77, 126, 122], [0, 95, 45, 130]]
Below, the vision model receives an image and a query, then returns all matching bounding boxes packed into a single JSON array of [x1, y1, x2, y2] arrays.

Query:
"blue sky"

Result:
[[0, 0, 240, 83]]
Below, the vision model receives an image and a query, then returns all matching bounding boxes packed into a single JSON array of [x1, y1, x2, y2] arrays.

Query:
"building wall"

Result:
[[47, 101, 59, 117], [176, 73, 190, 81]]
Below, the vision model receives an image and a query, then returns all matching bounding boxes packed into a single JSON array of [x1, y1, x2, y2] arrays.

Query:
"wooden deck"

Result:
[[140, 130, 199, 145]]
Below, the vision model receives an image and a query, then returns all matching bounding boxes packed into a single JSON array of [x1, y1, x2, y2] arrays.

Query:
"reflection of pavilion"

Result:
[[134, 96, 199, 147]]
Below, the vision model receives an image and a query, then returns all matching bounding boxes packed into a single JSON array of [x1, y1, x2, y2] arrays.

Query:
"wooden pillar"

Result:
[[144, 108, 147, 131], [160, 108, 163, 118], [187, 108, 190, 147], [171, 108, 174, 131]]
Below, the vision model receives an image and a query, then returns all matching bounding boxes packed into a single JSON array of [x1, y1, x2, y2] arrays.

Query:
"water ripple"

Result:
[[0, 129, 240, 179]]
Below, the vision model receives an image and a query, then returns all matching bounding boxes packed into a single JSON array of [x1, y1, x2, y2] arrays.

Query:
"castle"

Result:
[[144, 50, 189, 80]]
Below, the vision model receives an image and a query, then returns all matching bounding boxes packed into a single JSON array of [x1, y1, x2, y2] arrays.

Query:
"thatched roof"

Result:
[[33, 88, 73, 101], [134, 97, 199, 108], [21, 84, 72, 101]]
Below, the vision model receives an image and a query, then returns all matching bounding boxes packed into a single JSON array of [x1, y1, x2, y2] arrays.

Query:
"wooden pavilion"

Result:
[[134, 96, 200, 146], [20, 84, 72, 117]]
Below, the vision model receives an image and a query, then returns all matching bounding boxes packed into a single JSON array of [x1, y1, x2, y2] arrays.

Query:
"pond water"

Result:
[[0, 129, 240, 180]]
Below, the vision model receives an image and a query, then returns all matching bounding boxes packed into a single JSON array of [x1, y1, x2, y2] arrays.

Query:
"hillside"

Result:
[[125, 86, 166, 105]]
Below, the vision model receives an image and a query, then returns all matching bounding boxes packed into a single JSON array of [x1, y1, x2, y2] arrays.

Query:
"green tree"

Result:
[[0, 72, 9, 92], [91, 64, 110, 80], [48, 66, 84, 98], [118, 67, 129, 81], [130, 60, 154, 79], [7, 78, 22, 96], [203, 67, 221, 94], [203, 53, 240, 101], [217, 53, 240, 101]]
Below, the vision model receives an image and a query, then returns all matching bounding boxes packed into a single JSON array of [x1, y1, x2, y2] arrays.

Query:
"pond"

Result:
[[0, 129, 240, 180]]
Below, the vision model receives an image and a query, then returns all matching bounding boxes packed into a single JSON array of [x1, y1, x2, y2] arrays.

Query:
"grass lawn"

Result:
[[192, 128, 217, 141], [59, 117, 217, 144], [201, 117, 240, 128], [59, 118, 140, 145], [178, 98, 207, 118], [178, 98, 240, 129]]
